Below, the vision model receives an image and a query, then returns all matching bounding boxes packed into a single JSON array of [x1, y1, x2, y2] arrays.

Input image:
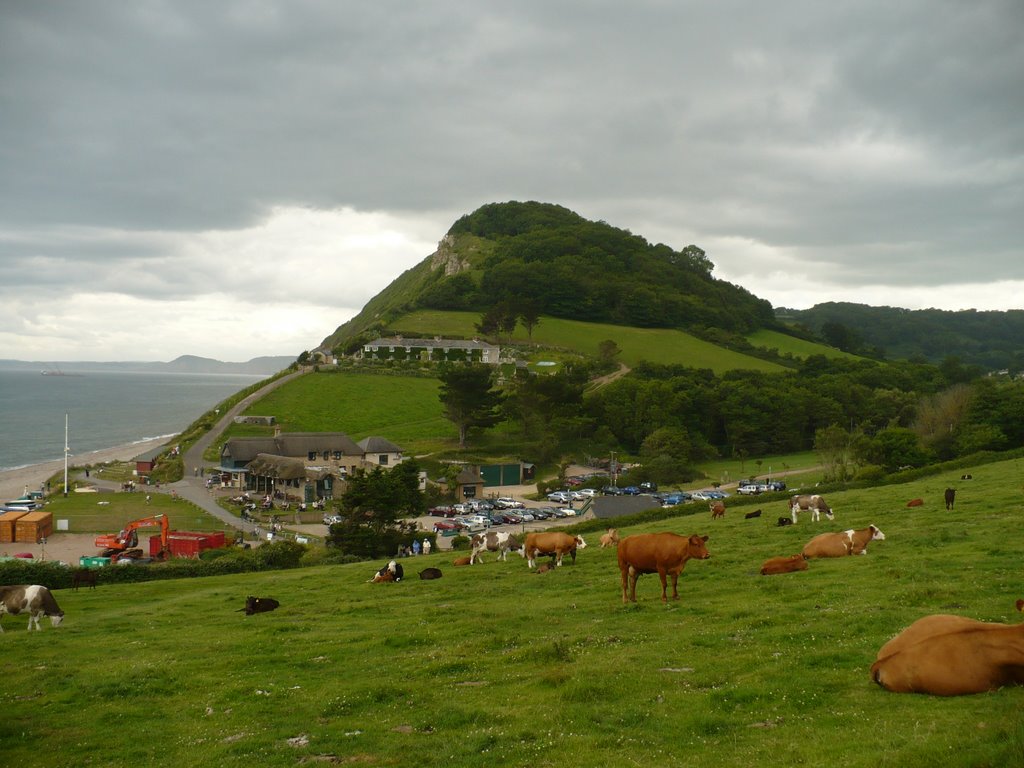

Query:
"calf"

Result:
[[617, 532, 710, 604], [243, 596, 280, 615], [523, 532, 587, 568], [745, 509, 762, 519], [710, 501, 726, 519], [0, 585, 64, 631], [469, 530, 522, 564], [906, 498, 924, 507], [418, 567, 443, 580], [599, 528, 619, 548], [72, 569, 98, 591], [944, 488, 956, 510], [452, 556, 472, 566], [760, 554, 808, 576], [871, 601, 1024, 695], [777, 516, 793, 527]]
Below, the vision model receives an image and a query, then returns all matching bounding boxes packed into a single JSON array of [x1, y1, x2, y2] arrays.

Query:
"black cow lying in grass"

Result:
[[242, 596, 280, 615]]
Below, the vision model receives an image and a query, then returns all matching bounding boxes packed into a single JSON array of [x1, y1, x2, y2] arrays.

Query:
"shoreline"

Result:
[[0, 436, 171, 503]]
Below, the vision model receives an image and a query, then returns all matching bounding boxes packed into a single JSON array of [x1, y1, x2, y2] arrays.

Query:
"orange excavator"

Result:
[[95, 514, 170, 561]]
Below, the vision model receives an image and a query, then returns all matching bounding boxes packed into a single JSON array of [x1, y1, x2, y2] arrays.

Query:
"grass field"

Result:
[[214, 372, 457, 456], [5, 457, 1024, 767], [746, 329, 860, 361], [394, 310, 788, 373]]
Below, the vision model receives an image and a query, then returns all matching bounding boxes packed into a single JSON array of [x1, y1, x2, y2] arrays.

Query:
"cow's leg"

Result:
[[620, 566, 630, 604], [791, 505, 799, 524], [629, 568, 641, 603], [658, 568, 669, 602], [812, 508, 819, 522], [28, 613, 40, 631], [555, 550, 564, 566], [670, 572, 680, 600]]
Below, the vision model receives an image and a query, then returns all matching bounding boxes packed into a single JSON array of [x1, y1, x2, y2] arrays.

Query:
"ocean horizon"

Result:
[[0, 368, 264, 471]]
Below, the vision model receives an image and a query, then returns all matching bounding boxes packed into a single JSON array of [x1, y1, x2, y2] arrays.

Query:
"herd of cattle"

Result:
[[5, 482, 1022, 697]]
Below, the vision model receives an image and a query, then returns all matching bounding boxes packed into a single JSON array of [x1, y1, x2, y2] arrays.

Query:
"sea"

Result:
[[0, 369, 265, 471]]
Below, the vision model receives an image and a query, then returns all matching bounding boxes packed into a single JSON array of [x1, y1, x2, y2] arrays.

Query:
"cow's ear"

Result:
[[701, 535, 709, 542]]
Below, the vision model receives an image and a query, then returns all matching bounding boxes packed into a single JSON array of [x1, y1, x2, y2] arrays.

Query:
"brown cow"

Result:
[[599, 529, 619, 548], [760, 554, 808, 576], [72, 569, 98, 591], [452, 556, 472, 566], [871, 601, 1024, 695], [710, 501, 726, 519], [802, 525, 885, 558], [906, 498, 924, 507], [523, 532, 587, 568], [944, 488, 956, 510], [617, 532, 710, 604]]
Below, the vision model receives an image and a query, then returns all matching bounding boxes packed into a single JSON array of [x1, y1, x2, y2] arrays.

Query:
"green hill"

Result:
[[394, 310, 787, 373], [6, 458, 1024, 766], [321, 201, 780, 355], [746, 328, 861, 361]]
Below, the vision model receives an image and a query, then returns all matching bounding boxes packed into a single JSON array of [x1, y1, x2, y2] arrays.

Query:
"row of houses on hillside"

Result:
[[311, 336, 502, 366]]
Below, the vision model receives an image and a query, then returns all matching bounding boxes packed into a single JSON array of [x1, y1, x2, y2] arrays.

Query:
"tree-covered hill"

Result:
[[321, 201, 776, 354], [779, 302, 1024, 371]]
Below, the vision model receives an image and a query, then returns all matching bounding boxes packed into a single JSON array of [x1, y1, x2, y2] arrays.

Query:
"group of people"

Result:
[[397, 538, 432, 558]]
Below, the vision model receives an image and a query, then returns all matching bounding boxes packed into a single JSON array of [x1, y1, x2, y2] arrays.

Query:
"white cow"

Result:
[[790, 494, 834, 523], [470, 530, 523, 564], [0, 585, 64, 631]]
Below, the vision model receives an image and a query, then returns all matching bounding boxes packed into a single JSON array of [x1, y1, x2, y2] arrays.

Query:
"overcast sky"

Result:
[[2, 1, 1021, 362]]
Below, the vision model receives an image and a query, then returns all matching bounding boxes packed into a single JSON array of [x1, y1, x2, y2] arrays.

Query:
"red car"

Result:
[[432, 520, 465, 533]]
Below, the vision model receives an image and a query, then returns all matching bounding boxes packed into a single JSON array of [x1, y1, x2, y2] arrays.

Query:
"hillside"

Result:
[[778, 302, 1024, 370], [321, 201, 779, 354]]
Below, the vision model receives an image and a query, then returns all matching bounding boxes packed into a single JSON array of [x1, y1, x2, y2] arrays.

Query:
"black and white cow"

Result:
[[0, 585, 64, 631], [790, 494, 834, 523], [469, 530, 523, 564], [243, 596, 280, 615]]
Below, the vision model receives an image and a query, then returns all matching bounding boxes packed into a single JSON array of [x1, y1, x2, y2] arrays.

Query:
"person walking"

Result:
[[423, 538, 432, 556]]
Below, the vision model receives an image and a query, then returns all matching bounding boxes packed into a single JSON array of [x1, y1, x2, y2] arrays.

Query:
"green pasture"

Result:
[[218, 372, 456, 456], [393, 310, 787, 373], [5, 458, 1024, 767], [28, 484, 227, 537], [746, 328, 860, 361], [691, 451, 824, 490]]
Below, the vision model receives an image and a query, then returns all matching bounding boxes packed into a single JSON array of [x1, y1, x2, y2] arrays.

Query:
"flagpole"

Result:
[[63, 412, 69, 497]]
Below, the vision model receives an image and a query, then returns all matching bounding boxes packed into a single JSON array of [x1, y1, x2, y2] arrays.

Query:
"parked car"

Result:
[[495, 497, 524, 509], [432, 520, 465, 533], [736, 483, 766, 495], [576, 488, 598, 498], [502, 512, 523, 524], [602, 485, 623, 496], [639, 481, 658, 493], [547, 490, 571, 503], [559, 507, 577, 516], [518, 510, 536, 521], [690, 491, 714, 501], [621, 486, 641, 495], [428, 505, 455, 517], [531, 508, 552, 520], [323, 514, 344, 525], [661, 492, 690, 506], [549, 508, 569, 518]]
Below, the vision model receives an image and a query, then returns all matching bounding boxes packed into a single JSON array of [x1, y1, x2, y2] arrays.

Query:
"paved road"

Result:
[[161, 368, 309, 535]]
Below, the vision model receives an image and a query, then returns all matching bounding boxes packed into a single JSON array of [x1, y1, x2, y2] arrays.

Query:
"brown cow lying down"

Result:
[[617, 532, 710, 604], [371, 560, 404, 583], [243, 596, 280, 615], [419, 567, 443, 580], [871, 601, 1024, 695], [760, 554, 808, 575], [906, 498, 924, 507], [802, 525, 885, 558], [452, 556, 472, 566], [599, 529, 619, 548]]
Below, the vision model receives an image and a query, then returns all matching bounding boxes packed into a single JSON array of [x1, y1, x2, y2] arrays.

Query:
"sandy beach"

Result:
[[0, 437, 169, 504]]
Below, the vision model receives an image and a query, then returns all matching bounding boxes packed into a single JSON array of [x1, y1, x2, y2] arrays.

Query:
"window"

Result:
[[379, 455, 389, 465], [322, 450, 330, 460], [307, 451, 316, 461], [333, 451, 342, 460]]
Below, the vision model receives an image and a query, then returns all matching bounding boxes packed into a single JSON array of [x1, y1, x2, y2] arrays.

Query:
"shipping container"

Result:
[[15, 511, 54, 543], [149, 531, 226, 558], [0, 510, 30, 543]]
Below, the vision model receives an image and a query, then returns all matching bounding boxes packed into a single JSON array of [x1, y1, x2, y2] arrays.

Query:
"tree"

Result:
[[598, 339, 621, 363], [438, 364, 504, 449], [520, 300, 541, 340], [327, 459, 425, 558], [814, 424, 868, 482]]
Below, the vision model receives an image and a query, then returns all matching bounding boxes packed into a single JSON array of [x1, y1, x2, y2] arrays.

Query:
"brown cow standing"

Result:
[[617, 532, 710, 604], [710, 501, 725, 519], [523, 532, 587, 568], [944, 488, 956, 510], [760, 554, 808, 575], [72, 569, 98, 590], [871, 601, 1024, 695], [802, 525, 885, 558]]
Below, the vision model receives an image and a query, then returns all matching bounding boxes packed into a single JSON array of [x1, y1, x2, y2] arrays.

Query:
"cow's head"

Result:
[[574, 535, 587, 549], [49, 611, 65, 628], [868, 525, 886, 541], [689, 534, 711, 559]]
